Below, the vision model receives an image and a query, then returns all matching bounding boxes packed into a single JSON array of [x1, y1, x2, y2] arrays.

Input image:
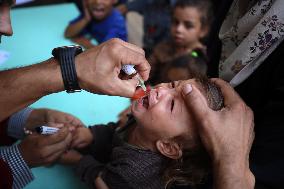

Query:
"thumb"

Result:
[[182, 84, 213, 125], [115, 77, 138, 98]]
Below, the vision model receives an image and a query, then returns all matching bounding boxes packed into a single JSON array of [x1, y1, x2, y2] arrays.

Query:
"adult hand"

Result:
[[25, 108, 84, 131], [181, 78, 255, 189], [58, 149, 82, 165], [75, 38, 151, 98], [19, 123, 73, 168]]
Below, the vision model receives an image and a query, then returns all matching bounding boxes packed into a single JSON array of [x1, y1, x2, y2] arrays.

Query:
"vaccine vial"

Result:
[[122, 65, 146, 91]]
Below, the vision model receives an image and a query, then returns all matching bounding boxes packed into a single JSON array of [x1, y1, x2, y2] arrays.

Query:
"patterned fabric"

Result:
[[76, 123, 166, 189], [0, 145, 34, 189], [7, 107, 33, 140], [219, 0, 284, 87]]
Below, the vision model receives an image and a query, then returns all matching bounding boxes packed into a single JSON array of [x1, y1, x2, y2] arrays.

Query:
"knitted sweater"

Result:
[[76, 121, 166, 189]]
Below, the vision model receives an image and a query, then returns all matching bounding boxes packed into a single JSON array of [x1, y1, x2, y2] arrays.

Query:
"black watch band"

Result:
[[52, 45, 83, 93]]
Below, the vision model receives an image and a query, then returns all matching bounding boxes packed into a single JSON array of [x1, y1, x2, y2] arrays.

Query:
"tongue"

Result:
[[132, 85, 151, 100]]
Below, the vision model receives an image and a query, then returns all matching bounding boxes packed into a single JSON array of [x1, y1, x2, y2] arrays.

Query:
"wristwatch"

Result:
[[52, 45, 83, 93]]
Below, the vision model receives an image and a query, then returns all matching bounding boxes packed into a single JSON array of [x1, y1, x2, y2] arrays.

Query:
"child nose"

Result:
[[176, 24, 184, 32], [156, 87, 175, 98]]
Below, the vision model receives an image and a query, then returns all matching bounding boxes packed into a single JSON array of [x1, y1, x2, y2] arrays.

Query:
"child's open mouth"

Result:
[[91, 6, 105, 18], [142, 95, 149, 109]]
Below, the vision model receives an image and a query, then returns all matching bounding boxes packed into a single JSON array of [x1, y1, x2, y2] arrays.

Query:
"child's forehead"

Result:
[[155, 79, 199, 90]]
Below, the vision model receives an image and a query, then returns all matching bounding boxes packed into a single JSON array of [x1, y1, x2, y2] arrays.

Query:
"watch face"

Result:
[[52, 45, 83, 57]]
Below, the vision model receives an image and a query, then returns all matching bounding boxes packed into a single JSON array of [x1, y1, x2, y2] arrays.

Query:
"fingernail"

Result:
[[182, 84, 192, 96], [55, 123, 64, 128]]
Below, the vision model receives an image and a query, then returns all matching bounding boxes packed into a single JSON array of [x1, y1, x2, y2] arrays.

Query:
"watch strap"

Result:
[[52, 46, 82, 93]]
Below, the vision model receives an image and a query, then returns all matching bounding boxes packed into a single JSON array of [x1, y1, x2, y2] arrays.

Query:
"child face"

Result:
[[171, 6, 207, 47], [86, 0, 115, 21], [131, 80, 200, 141]]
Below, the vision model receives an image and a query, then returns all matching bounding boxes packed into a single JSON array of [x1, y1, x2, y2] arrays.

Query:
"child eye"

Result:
[[172, 18, 179, 26], [171, 99, 175, 112], [171, 81, 175, 88], [184, 22, 194, 29]]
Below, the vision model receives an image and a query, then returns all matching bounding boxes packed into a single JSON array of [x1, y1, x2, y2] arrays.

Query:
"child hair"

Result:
[[173, 0, 214, 30], [156, 48, 208, 84], [163, 73, 224, 188]]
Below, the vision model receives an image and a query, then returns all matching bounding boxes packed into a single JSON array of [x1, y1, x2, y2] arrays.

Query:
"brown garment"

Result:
[[76, 122, 166, 189]]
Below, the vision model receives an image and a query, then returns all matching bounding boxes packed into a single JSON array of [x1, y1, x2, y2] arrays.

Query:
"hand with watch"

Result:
[[52, 38, 150, 97]]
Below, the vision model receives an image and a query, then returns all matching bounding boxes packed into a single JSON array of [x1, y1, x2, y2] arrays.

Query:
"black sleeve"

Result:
[[75, 155, 104, 189], [79, 123, 118, 164]]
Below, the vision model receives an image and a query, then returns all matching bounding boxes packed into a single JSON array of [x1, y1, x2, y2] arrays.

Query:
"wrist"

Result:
[[25, 109, 46, 130], [41, 58, 65, 94], [213, 160, 254, 189], [86, 128, 94, 145]]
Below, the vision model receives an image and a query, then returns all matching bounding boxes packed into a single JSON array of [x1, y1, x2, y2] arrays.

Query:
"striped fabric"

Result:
[[0, 145, 34, 189], [7, 107, 33, 139]]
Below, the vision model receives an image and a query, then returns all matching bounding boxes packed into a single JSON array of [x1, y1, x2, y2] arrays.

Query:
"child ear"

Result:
[[156, 140, 182, 159]]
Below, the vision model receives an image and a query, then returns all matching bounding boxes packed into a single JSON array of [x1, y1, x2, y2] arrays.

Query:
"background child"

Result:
[[59, 74, 224, 189], [117, 0, 176, 57], [149, 49, 208, 85], [148, 0, 213, 84], [65, 0, 127, 49]]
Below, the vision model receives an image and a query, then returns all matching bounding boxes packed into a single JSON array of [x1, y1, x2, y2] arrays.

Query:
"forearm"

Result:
[[65, 19, 89, 38], [213, 161, 255, 189], [0, 58, 63, 122]]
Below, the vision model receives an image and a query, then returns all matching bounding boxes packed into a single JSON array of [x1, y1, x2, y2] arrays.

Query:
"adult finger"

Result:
[[121, 55, 150, 81], [118, 38, 145, 55], [43, 150, 66, 166], [182, 83, 214, 124], [116, 41, 150, 81], [71, 118, 85, 126], [44, 132, 72, 155], [211, 78, 242, 107], [112, 77, 138, 97], [48, 122, 64, 129], [41, 127, 70, 145], [95, 176, 109, 189]]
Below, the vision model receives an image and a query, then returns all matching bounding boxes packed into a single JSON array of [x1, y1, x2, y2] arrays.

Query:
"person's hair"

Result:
[[0, 0, 13, 5], [163, 73, 224, 188], [157, 48, 208, 84], [172, 0, 214, 30]]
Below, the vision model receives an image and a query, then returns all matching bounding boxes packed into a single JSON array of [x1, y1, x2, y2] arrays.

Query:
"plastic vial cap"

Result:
[[122, 65, 137, 75]]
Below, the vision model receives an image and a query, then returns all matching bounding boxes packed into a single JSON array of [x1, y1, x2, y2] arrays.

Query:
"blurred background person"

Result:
[[65, 0, 127, 49]]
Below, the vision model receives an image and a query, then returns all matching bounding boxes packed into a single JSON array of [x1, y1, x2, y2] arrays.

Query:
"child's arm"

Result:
[[71, 36, 95, 49], [64, 0, 91, 38], [71, 123, 117, 163], [64, 17, 90, 38]]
